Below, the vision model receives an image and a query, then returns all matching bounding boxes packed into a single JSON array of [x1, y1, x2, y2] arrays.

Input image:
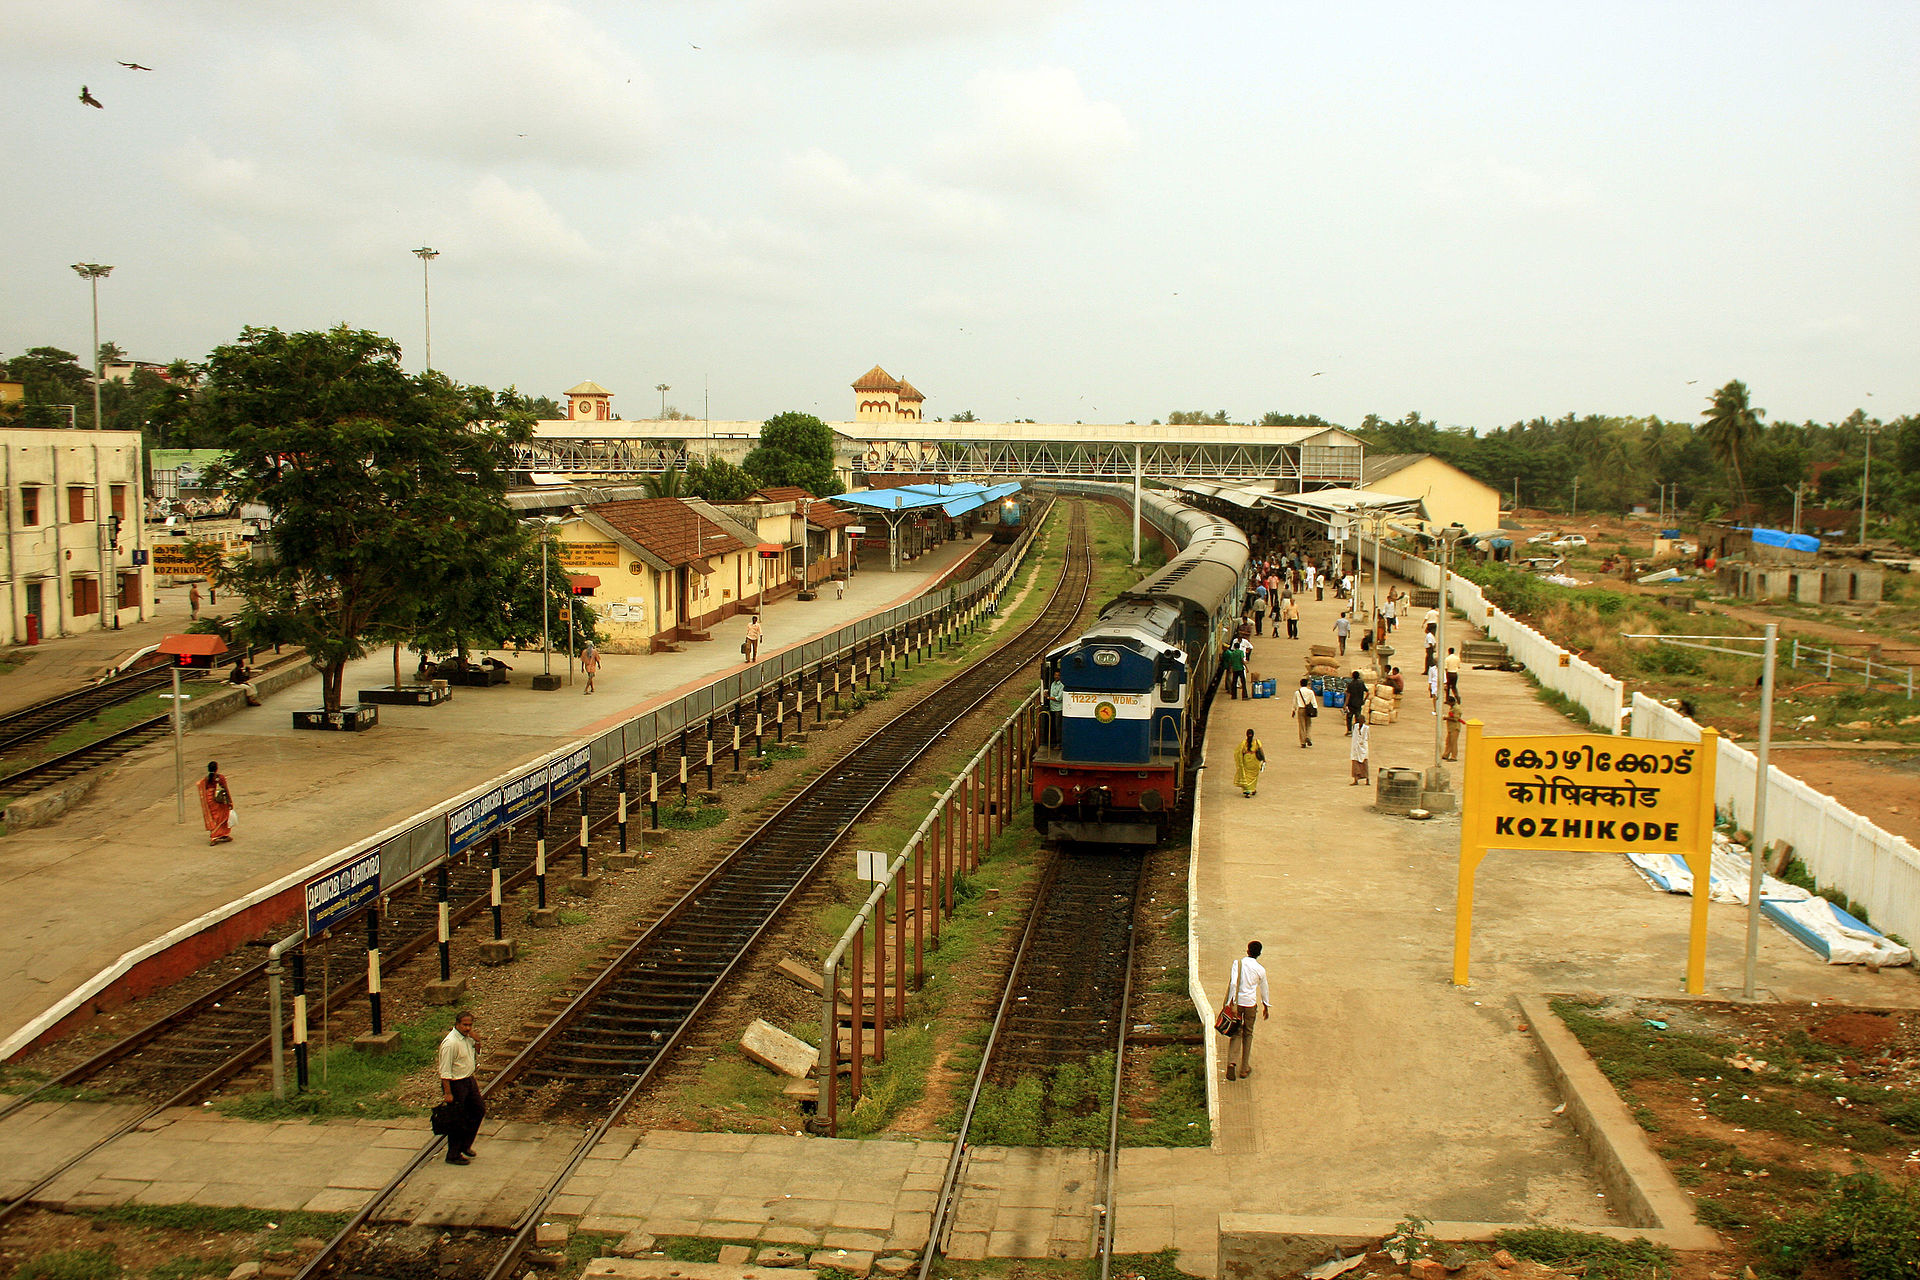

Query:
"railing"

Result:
[[1373, 543, 1626, 732], [1629, 693, 1920, 945], [1782, 637, 1917, 699], [819, 690, 1042, 1136]]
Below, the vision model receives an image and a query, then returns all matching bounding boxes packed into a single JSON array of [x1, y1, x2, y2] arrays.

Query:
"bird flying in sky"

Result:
[[118, 61, 153, 71], [79, 85, 104, 108]]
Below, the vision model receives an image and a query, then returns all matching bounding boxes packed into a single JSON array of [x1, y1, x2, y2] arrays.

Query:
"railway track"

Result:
[[291, 503, 1092, 1280], [0, 664, 181, 756], [921, 842, 1145, 1280], [0, 713, 172, 797]]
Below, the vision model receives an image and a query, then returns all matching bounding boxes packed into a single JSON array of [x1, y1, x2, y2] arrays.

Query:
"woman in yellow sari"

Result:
[[1233, 729, 1266, 797]]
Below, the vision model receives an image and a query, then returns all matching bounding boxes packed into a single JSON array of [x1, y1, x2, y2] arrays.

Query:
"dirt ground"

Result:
[[1558, 994, 1920, 1280], [1761, 749, 1920, 847]]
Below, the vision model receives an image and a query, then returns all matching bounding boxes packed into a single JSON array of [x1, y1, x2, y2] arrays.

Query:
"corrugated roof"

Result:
[[587, 498, 746, 568], [852, 365, 899, 392], [1360, 452, 1427, 485]]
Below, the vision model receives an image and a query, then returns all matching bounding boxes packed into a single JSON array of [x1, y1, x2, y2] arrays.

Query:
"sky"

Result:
[[6, 1, 1917, 432]]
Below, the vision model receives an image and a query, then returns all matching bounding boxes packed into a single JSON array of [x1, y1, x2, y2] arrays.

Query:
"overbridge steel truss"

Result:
[[515, 433, 1362, 487]]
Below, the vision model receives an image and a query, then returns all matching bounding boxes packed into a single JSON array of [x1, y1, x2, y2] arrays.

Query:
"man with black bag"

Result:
[[437, 1011, 483, 1164], [1221, 941, 1269, 1081]]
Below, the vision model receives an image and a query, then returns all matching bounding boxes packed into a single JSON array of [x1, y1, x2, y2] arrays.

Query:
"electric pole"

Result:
[[71, 263, 113, 429]]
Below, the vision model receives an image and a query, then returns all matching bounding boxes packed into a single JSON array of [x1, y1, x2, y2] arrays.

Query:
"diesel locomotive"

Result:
[[1033, 488, 1249, 844]]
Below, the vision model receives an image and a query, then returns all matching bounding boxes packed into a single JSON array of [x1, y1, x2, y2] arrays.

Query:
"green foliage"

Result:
[[1757, 1172, 1920, 1280], [148, 1258, 236, 1279], [11, 1247, 120, 1279], [658, 801, 727, 830], [684, 455, 757, 502], [1700, 380, 1765, 511], [1167, 409, 1234, 425], [840, 1023, 936, 1137], [84, 1205, 349, 1238], [1124, 1048, 1210, 1146], [189, 325, 533, 711], [745, 411, 837, 496], [1492, 1228, 1674, 1280], [1548, 998, 1729, 1088], [1383, 1215, 1439, 1262]]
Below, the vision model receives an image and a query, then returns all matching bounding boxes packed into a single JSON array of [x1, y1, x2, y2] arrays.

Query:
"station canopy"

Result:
[[829, 481, 1023, 520], [1169, 481, 1423, 526]]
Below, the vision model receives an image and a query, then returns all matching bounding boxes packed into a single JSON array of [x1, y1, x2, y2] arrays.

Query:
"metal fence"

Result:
[[1782, 637, 1918, 699], [1629, 692, 1920, 944]]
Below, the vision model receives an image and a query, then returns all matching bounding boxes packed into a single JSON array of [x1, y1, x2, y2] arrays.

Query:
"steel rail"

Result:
[[292, 504, 1090, 1280], [1097, 870, 1141, 1280], [0, 713, 171, 797], [0, 665, 179, 755]]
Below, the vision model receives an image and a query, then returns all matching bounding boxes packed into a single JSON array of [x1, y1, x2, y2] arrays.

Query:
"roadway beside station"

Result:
[[0, 538, 985, 1057]]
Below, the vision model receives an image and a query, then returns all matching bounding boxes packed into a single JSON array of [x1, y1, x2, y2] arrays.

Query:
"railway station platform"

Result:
[[0, 538, 985, 1057]]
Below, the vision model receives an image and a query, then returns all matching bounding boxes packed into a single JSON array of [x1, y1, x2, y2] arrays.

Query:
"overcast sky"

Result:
[[8, 2, 1916, 431]]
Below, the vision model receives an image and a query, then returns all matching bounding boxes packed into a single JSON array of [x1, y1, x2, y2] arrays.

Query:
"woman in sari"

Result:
[[1233, 728, 1266, 798], [198, 760, 234, 845]]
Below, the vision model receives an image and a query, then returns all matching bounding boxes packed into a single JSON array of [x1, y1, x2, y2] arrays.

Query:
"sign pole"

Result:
[[171, 663, 185, 823], [1743, 626, 1778, 999]]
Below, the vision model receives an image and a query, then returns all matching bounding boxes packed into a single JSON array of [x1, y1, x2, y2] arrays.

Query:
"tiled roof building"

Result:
[[852, 366, 923, 423]]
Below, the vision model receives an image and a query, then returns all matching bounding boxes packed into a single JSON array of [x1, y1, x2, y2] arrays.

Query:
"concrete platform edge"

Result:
[[1517, 994, 1720, 1251]]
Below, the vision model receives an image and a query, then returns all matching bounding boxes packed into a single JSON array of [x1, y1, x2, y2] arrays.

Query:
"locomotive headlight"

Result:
[[1040, 785, 1064, 808], [1139, 788, 1166, 812]]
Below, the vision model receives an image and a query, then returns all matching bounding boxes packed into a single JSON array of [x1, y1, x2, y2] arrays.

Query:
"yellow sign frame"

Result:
[[1453, 720, 1720, 993]]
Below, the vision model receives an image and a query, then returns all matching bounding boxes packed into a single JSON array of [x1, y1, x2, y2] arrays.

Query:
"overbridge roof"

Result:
[[829, 481, 1022, 519]]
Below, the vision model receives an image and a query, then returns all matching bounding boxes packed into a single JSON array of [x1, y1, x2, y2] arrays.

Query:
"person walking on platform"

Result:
[[1292, 677, 1316, 747], [438, 1011, 484, 1164], [1252, 589, 1268, 636], [1281, 594, 1300, 640], [197, 761, 233, 845], [1349, 717, 1371, 786], [1383, 594, 1398, 633], [189, 583, 202, 620], [1233, 728, 1266, 797], [1444, 646, 1461, 700], [1221, 941, 1269, 1080], [580, 641, 600, 694], [744, 614, 763, 663], [1344, 670, 1368, 735], [1334, 611, 1351, 656], [1224, 637, 1249, 699]]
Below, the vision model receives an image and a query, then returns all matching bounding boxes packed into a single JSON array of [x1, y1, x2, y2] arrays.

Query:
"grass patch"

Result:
[[840, 1023, 938, 1137], [971, 1053, 1114, 1147], [1548, 998, 1731, 1088], [219, 1004, 459, 1121], [1493, 1227, 1674, 1280], [1125, 1047, 1209, 1146], [1757, 1171, 1920, 1280], [566, 1232, 627, 1270], [84, 1205, 349, 1238], [11, 1248, 121, 1280], [658, 802, 727, 831], [556, 907, 590, 925]]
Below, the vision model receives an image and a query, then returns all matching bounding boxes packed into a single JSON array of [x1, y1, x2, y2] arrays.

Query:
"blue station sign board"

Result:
[[447, 747, 597, 858], [305, 847, 382, 937]]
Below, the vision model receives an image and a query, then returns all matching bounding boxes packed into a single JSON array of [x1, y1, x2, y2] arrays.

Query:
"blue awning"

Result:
[[829, 481, 1022, 520]]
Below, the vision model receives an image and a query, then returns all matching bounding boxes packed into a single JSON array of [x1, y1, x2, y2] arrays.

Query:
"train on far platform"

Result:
[[988, 496, 1024, 543], [1033, 486, 1249, 844]]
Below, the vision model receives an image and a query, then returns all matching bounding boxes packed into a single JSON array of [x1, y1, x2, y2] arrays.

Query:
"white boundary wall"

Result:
[[1374, 544, 1626, 733], [1629, 692, 1920, 945]]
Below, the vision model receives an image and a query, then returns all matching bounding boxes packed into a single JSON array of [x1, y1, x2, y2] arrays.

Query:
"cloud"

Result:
[[781, 149, 1007, 249], [748, 0, 1070, 49], [935, 67, 1134, 203], [618, 215, 815, 306], [169, 141, 323, 220], [329, 2, 661, 168], [462, 176, 594, 265]]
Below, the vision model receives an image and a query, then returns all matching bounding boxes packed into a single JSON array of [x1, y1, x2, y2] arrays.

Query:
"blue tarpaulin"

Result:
[[1744, 526, 1822, 554]]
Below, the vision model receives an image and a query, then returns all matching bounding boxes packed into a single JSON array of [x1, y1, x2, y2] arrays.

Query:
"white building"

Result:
[[2, 428, 148, 644]]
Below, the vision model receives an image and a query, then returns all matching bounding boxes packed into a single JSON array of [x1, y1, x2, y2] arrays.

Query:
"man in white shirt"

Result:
[[438, 1011, 483, 1164], [1222, 941, 1270, 1081]]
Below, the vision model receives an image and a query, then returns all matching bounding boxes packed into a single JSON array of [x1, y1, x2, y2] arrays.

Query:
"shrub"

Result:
[[1756, 1172, 1920, 1280]]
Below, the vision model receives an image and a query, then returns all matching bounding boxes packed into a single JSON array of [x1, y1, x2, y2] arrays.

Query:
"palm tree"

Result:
[[643, 463, 686, 499], [1700, 380, 1764, 514]]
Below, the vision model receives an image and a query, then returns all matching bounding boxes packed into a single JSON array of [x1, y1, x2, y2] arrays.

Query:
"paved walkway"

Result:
[[0, 579, 236, 717], [0, 540, 983, 1051]]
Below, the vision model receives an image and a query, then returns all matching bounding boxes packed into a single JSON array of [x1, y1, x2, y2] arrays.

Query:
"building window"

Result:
[[20, 487, 39, 526], [110, 485, 127, 520], [118, 571, 141, 609], [72, 577, 100, 618], [68, 485, 91, 524]]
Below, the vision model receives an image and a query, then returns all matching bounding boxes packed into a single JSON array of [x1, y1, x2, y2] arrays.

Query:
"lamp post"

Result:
[[70, 264, 111, 429], [522, 516, 564, 688], [656, 383, 670, 418], [159, 660, 189, 823], [1429, 525, 1465, 791], [412, 247, 439, 372]]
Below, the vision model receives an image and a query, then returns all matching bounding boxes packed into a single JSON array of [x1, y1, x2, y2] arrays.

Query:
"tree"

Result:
[[98, 341, 126, 367], [1701, 380, 1765, 511], [1259, 411, 1333, 427], [745, 411, 837, 496], [1167, 409, 1232, 425], [191, 325, 531, 712], [949, 410, 978, 422], [686, 455, 756, 502], [642, 465, 688, 499], [499, 390, 562, 420]]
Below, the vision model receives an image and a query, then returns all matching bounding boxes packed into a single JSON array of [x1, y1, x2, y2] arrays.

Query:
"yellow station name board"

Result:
[[555, 541, 621, 568], [1455, 722, 1719, 993]]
